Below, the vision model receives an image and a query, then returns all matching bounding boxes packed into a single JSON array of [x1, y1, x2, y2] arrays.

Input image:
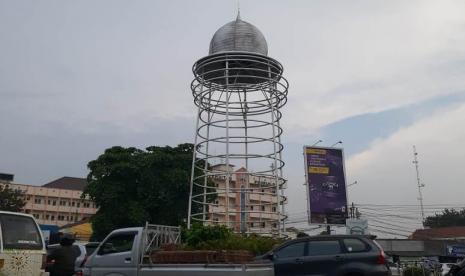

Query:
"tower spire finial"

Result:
[[236, 1, 241, 20]]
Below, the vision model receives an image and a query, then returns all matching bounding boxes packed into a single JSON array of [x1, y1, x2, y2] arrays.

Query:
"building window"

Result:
[[26, 196, 31, 200], [51, 216, 55, 221], [250, 222, 255, 228], [261, 222, 266, 228], [272, 206, 277, 212], [273, 223, 277, 228], [77, 202, 80, 208], [250, 206, 254, 210], [46, 214, 50, 220], [71, 201, 75, 207], [34, 198, 42, 204], [53, 200, 56, 206], [261, 206, 265, 211], [70, 216, 74, 221]]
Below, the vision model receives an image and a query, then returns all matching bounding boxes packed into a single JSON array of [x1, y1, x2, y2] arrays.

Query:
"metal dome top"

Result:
[[209, 14, 268, 56]]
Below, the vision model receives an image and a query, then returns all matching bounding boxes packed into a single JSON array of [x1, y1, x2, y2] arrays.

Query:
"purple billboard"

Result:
[[304, 146, 348, 225]]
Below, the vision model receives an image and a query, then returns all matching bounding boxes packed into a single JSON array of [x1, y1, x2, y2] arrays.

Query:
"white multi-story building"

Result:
[[0, 176, 97, 227], [208, 164, 285, 236]]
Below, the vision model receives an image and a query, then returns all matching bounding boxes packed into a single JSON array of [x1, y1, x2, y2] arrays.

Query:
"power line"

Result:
[[366, 217, 419, 231], [285, 204, 465, 217], [369, 228, 408, 237], [356, 203, 465, 207], [369, 225, 410, 237], [369, 223, 412, 234], [359, 210, 420, 220]]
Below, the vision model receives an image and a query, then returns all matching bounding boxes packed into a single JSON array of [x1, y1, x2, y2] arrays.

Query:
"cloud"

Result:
[[0, 115, 195, 184], [2, 1, 465, 136], [347, 102, 465, 207], [1, 0, 465, 234], [283, 100, 465, 236], [280, 0, 465, 131]]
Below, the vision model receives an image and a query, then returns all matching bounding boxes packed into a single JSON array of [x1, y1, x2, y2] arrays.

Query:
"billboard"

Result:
[[447, 245, 465, 257], [304, 146, 348, 225]]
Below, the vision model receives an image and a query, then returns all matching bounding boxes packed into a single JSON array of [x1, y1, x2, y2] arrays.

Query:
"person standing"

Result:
[[49, 234, 79, 276]]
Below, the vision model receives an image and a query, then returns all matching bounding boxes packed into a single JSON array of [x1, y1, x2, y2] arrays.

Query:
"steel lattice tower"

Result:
[[187, 14, 288, 236]]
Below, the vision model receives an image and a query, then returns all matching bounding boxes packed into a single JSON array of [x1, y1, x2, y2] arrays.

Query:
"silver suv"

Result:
[[258, 235, 391, 276]]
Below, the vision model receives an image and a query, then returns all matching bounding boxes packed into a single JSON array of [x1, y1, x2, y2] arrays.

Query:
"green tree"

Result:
[[424, 208, 465, 228], [0, 184, 26, 212], [83, 143, 213, 240]]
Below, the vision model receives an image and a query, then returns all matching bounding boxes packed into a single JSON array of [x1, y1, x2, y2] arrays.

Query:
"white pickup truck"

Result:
[[82, 224, 274, 276]]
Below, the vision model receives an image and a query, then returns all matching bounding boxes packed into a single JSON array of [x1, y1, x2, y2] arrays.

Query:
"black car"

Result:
[[446, 259, 465, 276], [258, 235, 391, 276]]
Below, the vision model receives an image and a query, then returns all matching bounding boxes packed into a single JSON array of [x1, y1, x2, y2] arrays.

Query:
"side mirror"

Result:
[[267, 252, 275, 260]]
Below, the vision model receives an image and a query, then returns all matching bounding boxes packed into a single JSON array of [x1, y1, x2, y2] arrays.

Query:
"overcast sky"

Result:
[[1, 0, 465, 237]]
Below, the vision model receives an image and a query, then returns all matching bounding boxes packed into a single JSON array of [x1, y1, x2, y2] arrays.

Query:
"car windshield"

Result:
[[85, 243, 99, 255], [0, 214, 43, 250]]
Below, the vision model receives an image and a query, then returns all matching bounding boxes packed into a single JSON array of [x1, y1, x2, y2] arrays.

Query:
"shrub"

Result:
[[182, 224, 285, 256], [183, 224, 232, 247], [403, 266, 428, 276]]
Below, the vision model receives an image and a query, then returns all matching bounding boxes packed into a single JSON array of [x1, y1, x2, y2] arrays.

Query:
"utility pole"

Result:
[[412, 145, 425, 227], [349, 202, 355, 218]]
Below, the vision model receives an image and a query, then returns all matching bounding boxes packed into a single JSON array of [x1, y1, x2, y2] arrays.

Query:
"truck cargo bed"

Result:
[[139, 262, 274, 276]]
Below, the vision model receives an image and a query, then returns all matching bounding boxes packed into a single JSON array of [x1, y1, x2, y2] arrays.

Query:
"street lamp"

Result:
[[312, 140, 323, 146], [348, 181, 358, 187], [331, 141, 343, 147]]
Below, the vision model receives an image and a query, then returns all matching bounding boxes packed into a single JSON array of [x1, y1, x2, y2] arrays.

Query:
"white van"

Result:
[[0, 211, 48, 275]]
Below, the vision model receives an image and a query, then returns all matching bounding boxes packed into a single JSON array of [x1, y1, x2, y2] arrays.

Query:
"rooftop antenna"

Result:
[[412, 145, 425, 227]]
